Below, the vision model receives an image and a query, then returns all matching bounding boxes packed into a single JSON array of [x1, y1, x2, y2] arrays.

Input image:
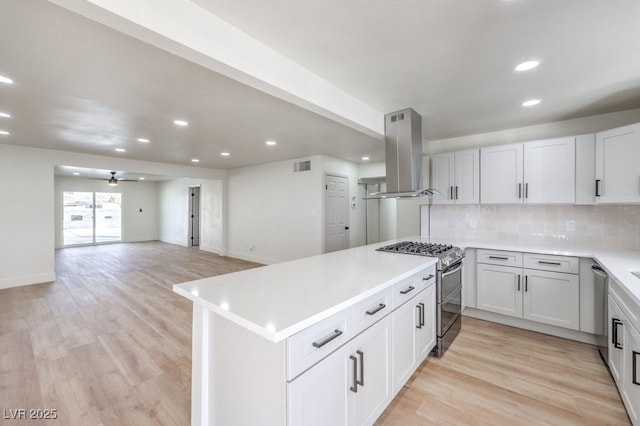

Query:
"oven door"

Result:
[[439, 284, 461, 336], [439, 260, 463, 303]]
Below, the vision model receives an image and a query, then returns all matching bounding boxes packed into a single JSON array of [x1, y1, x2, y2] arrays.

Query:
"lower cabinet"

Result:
[[391, 285, 436, 395], [609, 293, 640, 424], [476, 251, 580, 330], [288, 315, 392, 426]]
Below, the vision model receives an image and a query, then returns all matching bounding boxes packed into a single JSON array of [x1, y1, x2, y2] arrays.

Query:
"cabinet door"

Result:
[[596, 122, 640, 203], [623, 322, 640, 424], [351, 316, 392, 426], [481, 143, 523, 204], [476, 263, 523, 318], [522, 269, 579, 330], [609, 295, 625, 387], [288, 342, 351, 426], [391, 293, 418, 395], [431, 152, 454, 204], [523, 137, 575, 204], [416, 284, 436, 362], [454, 149, 480, 204]]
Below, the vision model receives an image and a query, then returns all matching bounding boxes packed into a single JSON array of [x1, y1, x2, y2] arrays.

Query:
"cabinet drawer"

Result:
[[477, 249, 522, 267], [354, 287, 393, 335], [287, 307, 354, 380], [523, 253, 578, 274], [391, 265, 436, 309]]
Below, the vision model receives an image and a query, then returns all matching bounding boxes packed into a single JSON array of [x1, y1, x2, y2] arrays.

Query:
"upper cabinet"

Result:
[[595, 122, 640, 204], [431, 149, 479, 204], [481, 137, 575, 204]]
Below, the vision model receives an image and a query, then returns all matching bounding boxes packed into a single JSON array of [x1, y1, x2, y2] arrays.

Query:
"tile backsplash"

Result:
[[430, 204, 640, 250]]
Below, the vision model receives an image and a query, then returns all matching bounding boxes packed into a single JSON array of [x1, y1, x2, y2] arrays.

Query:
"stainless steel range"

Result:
[[377, 241, 464, 357]]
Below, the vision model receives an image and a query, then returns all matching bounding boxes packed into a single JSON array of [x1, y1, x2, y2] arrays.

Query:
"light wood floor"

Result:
[[0, 242, 629, 425]]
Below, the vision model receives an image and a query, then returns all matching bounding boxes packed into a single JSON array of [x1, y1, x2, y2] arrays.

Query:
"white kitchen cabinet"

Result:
[[477, 263, 523, 318], [623, 318, 640, 424], [481, 137, 575, 204], [608, 295, 625, 387], [391, 284, 436, 396], [431, 149, 479, 204], [476, 251, 580, 331], [481, 143, 523, 204], [522, 269, 579, 330], [290, 315, 392, 426], [575, 133, 596, 205], [596, 122, 640, 204]]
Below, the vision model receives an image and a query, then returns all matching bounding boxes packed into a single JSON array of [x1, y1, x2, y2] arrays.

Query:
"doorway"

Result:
[[189, 186, 200, 247], [324, 174, 349, 253], [62, 191, 122, 246]]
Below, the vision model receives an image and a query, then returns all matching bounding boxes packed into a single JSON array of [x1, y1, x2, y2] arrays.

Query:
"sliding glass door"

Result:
[[63, 191, 121, 246]]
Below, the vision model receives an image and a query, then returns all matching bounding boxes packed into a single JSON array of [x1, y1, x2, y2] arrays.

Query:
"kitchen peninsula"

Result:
[[174, 242, 438, 425]]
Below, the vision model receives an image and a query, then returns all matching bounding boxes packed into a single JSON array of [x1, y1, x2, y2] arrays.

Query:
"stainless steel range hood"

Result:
[[366, 107, 437, 199]]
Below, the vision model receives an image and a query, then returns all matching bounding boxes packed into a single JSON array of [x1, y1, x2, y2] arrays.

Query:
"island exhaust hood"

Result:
[[366, 107, 437, 199]]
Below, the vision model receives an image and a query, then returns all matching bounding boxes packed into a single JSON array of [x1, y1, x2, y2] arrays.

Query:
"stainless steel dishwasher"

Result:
[[592, 263, 608, 364]]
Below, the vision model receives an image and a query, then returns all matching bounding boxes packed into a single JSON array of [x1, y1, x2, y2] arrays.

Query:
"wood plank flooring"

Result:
[[0, 241, 630, 425]]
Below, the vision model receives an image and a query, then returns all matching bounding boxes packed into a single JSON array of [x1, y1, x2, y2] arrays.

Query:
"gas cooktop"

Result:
[[376, 241, 464, 269]]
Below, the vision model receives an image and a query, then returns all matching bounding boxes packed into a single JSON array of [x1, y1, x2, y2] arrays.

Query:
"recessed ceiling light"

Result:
[[174, 119, 188, 126], [0, 112, 10, 118], [137, 138, 150, 143], [362, 156, 370, 161], [515, 60, 540, 72], [72, 172, 80, 176], [0, 75, 14, 84], [115, 148, 126, 152], [220, 152, 230, 157], [139, 177, 145, 180], [265, 140, 277, 146], [0, 130, 9, 135], [191, 158, 200, 163], [522, 99, 541, 107]]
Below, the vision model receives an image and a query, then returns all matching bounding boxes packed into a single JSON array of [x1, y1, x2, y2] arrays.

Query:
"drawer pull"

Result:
[[633, 351, 640, 386], [419, 302, 425, 327], [422, 274, 435, 281], [612, 318, 623, 350], [538, 261, 561, 266], [488, 256, 509, 260], [365, 303, 386, 316], [416, 304, 423, 329], [400, 286, 415, 295], [312, 329, 343, 348], [357, 350, 364, 386]]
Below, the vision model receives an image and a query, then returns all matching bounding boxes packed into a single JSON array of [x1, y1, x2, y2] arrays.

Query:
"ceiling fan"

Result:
[[90, 171, 138, 186]]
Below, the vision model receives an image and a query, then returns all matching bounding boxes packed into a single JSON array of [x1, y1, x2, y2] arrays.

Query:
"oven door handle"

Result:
[[441, 262, 463, 278]]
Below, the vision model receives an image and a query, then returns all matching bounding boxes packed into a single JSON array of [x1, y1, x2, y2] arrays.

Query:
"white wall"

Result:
[[0, 144, 225, 289], [227, 156, 323, 264], [158, 178, 224, 254], [54, 176, 159, 248]]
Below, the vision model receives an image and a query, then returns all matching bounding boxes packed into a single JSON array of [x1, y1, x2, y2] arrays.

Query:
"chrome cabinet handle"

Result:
[[312, 329, 343, 348], [422, 274, 435, 281], [517, 274, 521, 291], [356, 350, 364, 386], [489, 256, 509, 260], [538, 261, 561, 266], [419, 302, 425, 327], [366, 303, 386, 316], [633, 351, 640, 385], [612, 318, 623, 350], [416, 304, 423, 329], [350, 354, 358, 393], [400, 286, 415, 295], [595, 179, 601, 197]]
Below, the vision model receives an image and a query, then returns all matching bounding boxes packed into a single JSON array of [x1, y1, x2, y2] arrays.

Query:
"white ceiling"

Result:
[[2, 0, 640, 172]]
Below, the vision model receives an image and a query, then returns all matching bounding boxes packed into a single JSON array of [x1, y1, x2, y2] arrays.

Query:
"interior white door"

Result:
[[325, 174, 349, 253], [523, 137, 575, 204], [481, 143, 524, 204]]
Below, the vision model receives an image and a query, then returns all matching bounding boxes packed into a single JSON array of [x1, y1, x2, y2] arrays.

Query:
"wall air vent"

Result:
[[293, 160, 311, 172], [390, 113, 405, 123]]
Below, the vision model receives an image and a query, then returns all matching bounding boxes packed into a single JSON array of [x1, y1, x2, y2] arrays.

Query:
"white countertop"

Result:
[[173, 242, 437, 342], [174, 236, 640, 343]]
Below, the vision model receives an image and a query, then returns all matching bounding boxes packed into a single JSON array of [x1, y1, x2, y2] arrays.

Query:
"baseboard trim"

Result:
[[463, 307, 598, 345], [225, 251, 279, 265], [0, 272, 57, 290]]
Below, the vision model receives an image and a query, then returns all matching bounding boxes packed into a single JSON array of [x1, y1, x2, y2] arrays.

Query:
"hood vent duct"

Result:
[[366, 107, 438, 199]]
